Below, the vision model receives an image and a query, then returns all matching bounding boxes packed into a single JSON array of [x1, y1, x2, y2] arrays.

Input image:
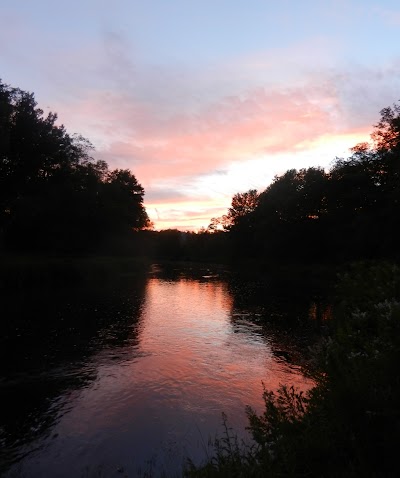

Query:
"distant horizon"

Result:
[[2, 0, 399, 229]]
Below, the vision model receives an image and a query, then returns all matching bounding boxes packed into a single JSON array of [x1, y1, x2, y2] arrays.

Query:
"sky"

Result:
[[1, 0, 400, 230]]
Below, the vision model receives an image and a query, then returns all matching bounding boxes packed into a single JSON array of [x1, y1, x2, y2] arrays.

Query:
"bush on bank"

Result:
[[186, 262, 400, 477]]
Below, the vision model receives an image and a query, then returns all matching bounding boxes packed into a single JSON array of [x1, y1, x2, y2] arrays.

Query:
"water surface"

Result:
[[1, 264, 316, 477]]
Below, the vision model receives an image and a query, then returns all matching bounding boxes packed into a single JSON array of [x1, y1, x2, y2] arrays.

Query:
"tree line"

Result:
[[1, 78, 399, 264], [149, 104, 400, 264], [205, 103, 400, 264]]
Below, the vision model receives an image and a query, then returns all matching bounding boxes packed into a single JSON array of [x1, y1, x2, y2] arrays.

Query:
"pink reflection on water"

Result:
[[12, 277, 314, 477]]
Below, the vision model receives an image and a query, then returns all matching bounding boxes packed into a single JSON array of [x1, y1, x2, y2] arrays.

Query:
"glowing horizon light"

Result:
[[145, 128, 372, 231]]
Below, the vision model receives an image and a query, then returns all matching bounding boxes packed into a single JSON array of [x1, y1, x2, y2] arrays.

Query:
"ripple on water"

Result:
[[2, 269, 315, 477]]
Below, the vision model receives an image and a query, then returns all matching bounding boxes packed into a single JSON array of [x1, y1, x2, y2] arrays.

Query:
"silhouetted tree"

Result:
[[219, 102, 400, 264], [227, 189, 259, 229], [102, 169, 150, 232], [0, 80, 149, 253]]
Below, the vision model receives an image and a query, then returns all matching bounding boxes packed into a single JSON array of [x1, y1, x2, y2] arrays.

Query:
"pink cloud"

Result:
[[79, 85, 341, 189]]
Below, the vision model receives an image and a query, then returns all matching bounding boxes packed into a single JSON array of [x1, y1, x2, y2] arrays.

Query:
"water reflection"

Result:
[[2, 265, 317, 477], [0, 277, 147, 474]]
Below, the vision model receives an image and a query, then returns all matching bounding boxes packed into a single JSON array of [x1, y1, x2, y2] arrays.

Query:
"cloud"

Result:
[[373, 5, 400, 26], [86, 85, 336, 182], [25, 29, 399, 168], [144, 189, 190, 203], [91, 70, 391, 186], [148, 203, 227, 231]]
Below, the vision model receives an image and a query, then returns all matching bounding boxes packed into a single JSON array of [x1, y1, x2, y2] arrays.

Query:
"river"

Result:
[[0, 263, 319, 477]]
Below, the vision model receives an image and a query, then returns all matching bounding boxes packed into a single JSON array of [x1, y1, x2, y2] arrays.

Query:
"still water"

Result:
[[1, 264, 316, 477]]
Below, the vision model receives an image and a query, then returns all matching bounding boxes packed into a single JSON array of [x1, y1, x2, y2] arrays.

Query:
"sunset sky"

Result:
[[1, 0, 400, 230]]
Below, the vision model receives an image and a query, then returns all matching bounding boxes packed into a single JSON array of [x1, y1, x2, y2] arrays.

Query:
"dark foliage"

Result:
[[212, 103, 400, 265], [0, 80, 150, 253], [188, 262, 400, 477], [134, 229, 231, 262]]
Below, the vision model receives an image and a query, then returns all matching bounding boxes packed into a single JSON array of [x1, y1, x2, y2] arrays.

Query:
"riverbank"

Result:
[[0, 253, 151, 289], [0, 251, 338, 288]]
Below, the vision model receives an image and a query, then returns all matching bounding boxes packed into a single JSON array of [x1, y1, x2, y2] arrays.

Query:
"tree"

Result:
[[371, 103, 400, 153], [226, 189, 259, 229], [102, 169, 150, 232], [212, 102, 400, 264], [0, 80, 150, 252]]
